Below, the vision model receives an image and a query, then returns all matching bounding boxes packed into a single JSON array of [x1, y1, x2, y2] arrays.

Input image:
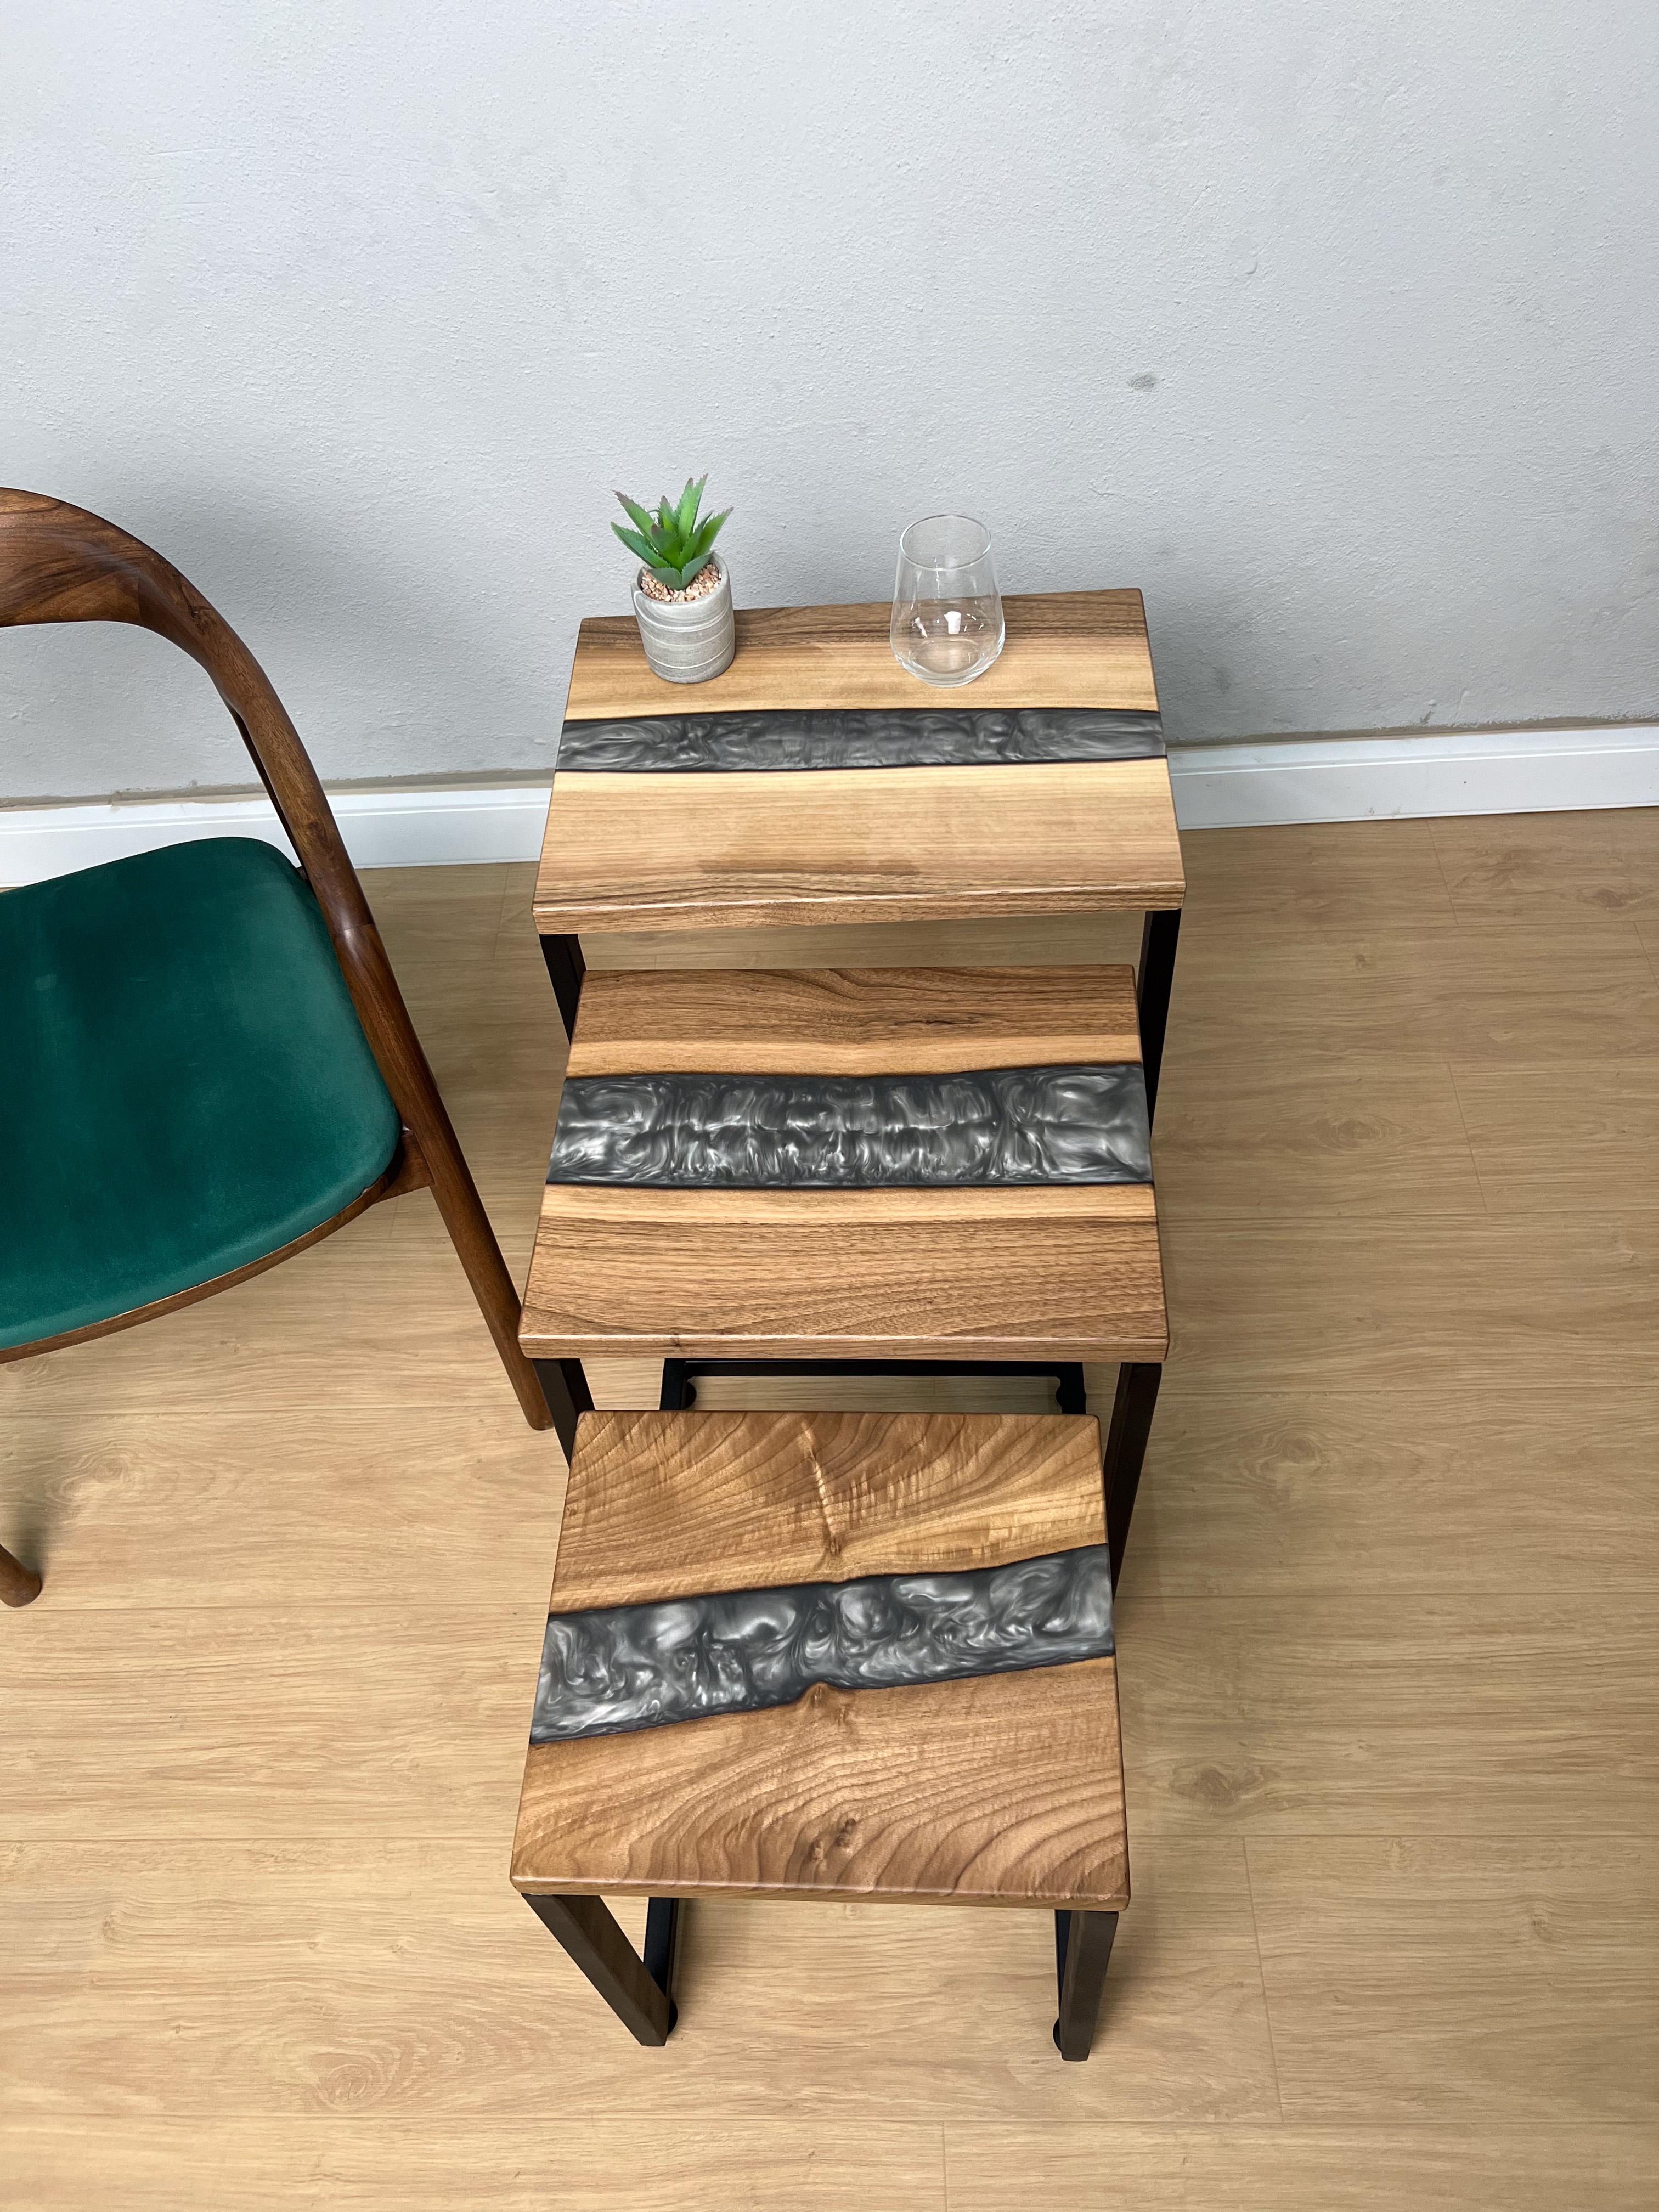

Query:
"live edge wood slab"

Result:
[[511, 1408, 1130, 1909], [518, 962, 1169, 1366], [534, 591, 1183, 937]]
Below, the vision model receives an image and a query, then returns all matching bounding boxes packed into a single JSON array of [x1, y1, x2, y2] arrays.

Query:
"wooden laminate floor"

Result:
[[5, 811, 1659, 2208]]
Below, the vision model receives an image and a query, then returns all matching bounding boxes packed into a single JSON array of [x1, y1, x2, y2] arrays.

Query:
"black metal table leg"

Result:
[[1102, 1361, 1163, 1584], [642, 1896, 685, 2008], [532, 1357, 595, 1461], [523, 1891, 679, 2045], [540, 932, 585, 1041], [1054, 1363, 1087, 1415], [1053, 1907, 1118, 2058], [667, 1358, 1087, 1410], [1136, 909, 1181, 1121]]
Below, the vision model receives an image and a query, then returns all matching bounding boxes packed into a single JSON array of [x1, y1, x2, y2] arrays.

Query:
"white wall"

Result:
[[4, 1, 1656, 801]]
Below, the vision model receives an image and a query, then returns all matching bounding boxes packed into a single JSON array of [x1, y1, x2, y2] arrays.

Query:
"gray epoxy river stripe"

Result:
[[545, 1064, 1152, 1189], [530, 1544, 1115, 1743], [555, 706, 1164, 774]]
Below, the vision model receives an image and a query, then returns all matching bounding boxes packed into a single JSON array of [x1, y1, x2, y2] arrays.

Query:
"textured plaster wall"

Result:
[[4, 1, 1657, 800]]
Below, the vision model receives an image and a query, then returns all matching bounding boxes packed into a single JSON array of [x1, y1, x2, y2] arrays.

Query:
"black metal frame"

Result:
[[1102, 1362, 1163, 1585], [522, 1891, 681, 2046], [540, 933, 585, 1041], [1053, 1908, 1118, 2059], [1136, 907, 1181, 1120], [522, 1886, 1119, 2057], [532, 1357, 595, 1461], [658, 1358, 1087, 1414]]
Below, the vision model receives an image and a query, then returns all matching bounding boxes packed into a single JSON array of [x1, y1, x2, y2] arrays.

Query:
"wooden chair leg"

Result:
[[1103, 1361, 1163, 1584], [1, 1541, 42, 1608], [523, 1892, 679, 2045], [392, 1122, 555, 1434], [1053, 1908, 1118, 2059]]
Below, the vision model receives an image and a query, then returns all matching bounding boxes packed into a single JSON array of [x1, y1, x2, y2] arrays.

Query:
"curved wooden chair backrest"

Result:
[[0, 487, 558, 1437], [0, 488, 404, 1075]]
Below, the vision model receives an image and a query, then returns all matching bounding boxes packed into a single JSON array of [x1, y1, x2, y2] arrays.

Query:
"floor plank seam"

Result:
[[1240, 1839, 1287, 2123], [1442, 1059, 1497, 1218]]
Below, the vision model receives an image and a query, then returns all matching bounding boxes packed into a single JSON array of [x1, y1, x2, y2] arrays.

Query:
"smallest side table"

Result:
[[511, 1405, 1130, 2058], [533, 590, 1184, 1114]]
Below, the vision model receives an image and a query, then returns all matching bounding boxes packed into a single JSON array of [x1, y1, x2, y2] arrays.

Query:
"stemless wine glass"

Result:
[[890, 514, 1005, 686]]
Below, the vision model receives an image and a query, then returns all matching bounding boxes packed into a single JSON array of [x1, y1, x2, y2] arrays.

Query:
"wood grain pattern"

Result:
[[0, 1836, 1271, 2124], [551, 1409, 1107, 1610], [578, 906, 1147, 976], [1128, 1388, 1659, 1600], [567, 962, 1142, 1075], [534, 759, 1183, 934], [1151, 1054, 1488, 1225], [1167, 914, 1659, 1068], [26, 2122, 1658, 2212], [521, 1211, 1166, 1362], [1450, 1060, 1659, 1214], [1246, 1836, 1659, 2123], [513, 1658, 1127, 1908], [1430, 809, 1657, 923], [1161, 1212, 1659, 1394], [1119, 1588, 1659, 1835], [562, 591, 1159, 719], [946, 2124, 1659, 2212], [64, 2113, 1659, 2212]]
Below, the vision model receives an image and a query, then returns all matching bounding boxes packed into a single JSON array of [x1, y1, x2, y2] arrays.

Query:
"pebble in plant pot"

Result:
[[613, 477, 734, 684]]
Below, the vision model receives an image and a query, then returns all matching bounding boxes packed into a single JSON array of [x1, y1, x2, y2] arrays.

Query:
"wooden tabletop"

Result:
[[511, 1408, 1130, 1908], [534, 591, 1183, 936], [518, 962, 1168, 1365]]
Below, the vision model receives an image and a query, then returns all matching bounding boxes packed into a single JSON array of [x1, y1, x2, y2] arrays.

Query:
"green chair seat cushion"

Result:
[[1, 837, 402, 1350]]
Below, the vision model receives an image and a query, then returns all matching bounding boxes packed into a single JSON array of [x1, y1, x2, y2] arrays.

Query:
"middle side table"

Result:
[[520, 958, 1170, 1578]]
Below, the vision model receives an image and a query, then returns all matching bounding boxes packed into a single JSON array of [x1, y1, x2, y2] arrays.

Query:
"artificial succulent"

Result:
[[612, 476, 731, 591]]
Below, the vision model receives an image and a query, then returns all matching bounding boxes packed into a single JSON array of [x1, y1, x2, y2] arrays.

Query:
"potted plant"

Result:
[[612, 477, 734, 684]]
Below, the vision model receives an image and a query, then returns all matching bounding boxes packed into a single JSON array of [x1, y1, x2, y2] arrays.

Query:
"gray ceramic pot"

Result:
[[631, 558, 735, 684]]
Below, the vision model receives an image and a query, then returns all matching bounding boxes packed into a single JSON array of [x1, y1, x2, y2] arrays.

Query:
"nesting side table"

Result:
[[534, 590, 1184, 1114], [511, 1406, 1130, 2058], [520, 957, 1169, 1573]]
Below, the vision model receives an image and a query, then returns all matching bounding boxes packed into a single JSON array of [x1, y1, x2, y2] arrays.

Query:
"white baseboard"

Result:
[[2, 724, 1655, 883], [0, 782, 555, 884], [1171, 722, 1659, 830]]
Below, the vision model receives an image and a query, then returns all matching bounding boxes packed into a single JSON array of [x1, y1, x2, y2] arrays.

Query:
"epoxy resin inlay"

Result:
[[530, 1545, 1115, 1743], [546, 1064, 1152, 1188], [555, 705, 1165, 775]]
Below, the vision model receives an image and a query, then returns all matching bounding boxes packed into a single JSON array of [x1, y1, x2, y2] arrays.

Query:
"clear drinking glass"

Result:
[[890, 514, 1005, 686]]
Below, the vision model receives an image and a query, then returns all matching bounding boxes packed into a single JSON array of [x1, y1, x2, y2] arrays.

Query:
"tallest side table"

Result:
[[533, 590, 1184, 1115]]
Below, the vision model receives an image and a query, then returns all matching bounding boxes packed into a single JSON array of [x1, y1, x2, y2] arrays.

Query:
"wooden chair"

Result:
[[1, 490, 556, 1600], [512, 1407, 1130, 2059]]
